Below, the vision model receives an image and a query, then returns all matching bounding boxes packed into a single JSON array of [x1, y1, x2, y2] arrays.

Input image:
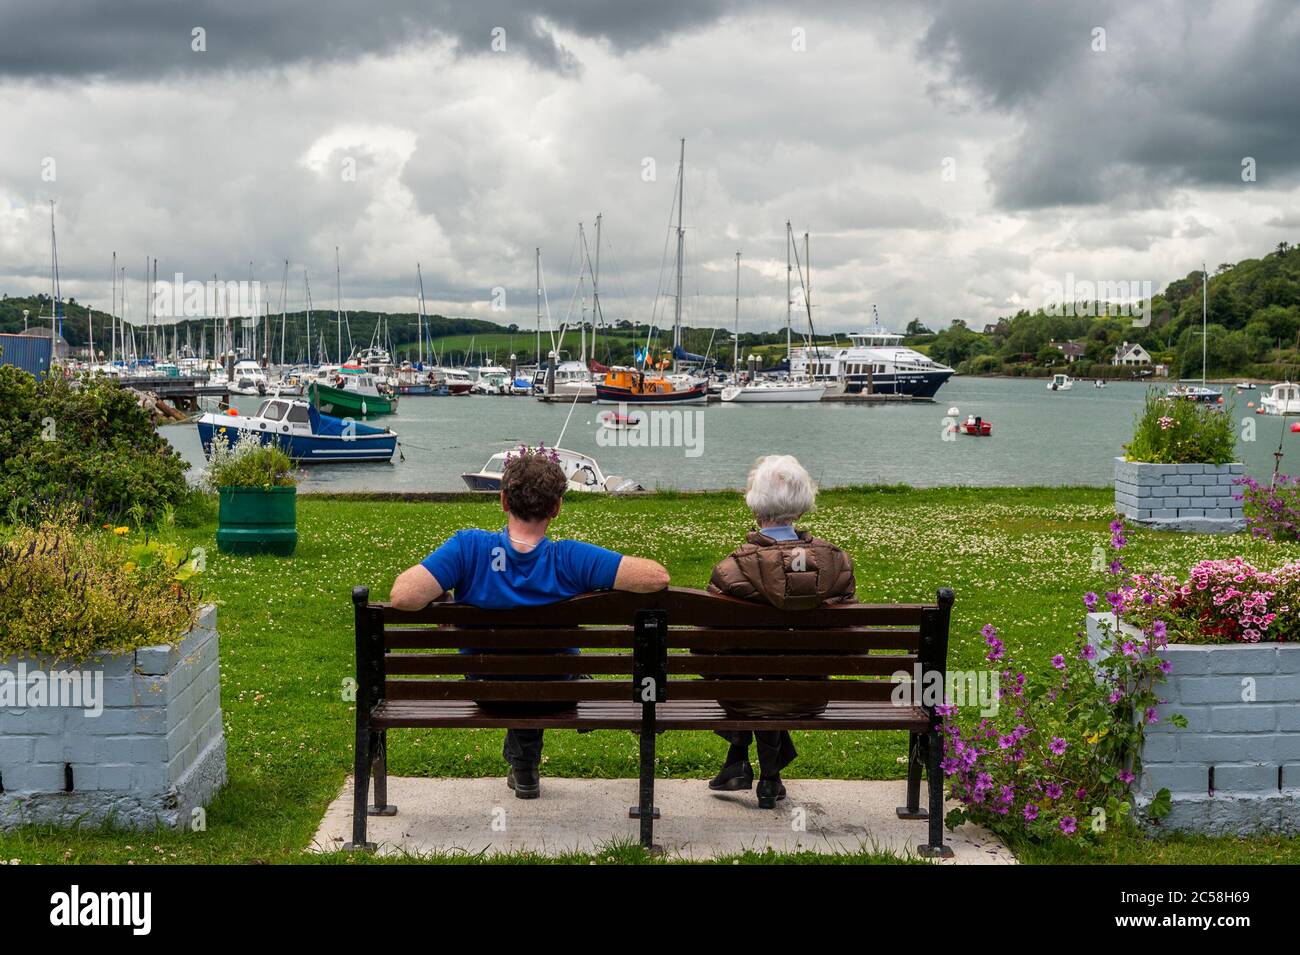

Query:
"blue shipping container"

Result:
[[0, 333, 53, 376]]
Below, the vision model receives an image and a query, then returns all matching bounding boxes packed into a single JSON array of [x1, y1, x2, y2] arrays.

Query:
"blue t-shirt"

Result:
[[420, 528, 623, 609], [759, 525, 799, 541]]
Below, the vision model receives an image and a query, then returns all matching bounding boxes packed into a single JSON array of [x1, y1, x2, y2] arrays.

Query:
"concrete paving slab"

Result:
[[311, 776, 1015, 864]]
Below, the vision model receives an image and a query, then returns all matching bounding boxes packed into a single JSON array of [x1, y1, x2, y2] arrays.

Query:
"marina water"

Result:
[[162, 377, 1298, 493]]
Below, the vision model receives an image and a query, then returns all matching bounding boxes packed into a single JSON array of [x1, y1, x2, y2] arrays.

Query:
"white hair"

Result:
[[744, 454, 817, 525]]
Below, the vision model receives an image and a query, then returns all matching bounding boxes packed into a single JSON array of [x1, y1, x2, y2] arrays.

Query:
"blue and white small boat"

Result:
[[197, 397, 398, 463]]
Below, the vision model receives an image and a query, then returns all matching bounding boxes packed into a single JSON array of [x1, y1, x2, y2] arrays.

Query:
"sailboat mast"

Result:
[[673, 138, 685, 364], [280, 259, 288, 367], [416, 261, 431, 366], [304, 270, 313, 367], [785, 221, 792, 363], [734, 251, 741, 375], [593, 213, 601, 366], [335, 247, 343, 364], [49, 201, 59, 359], [111, 251, 117, 364], [535, 247, 541, 366], [805, 231, 811, 348], [1201, 262, 1208, 388]]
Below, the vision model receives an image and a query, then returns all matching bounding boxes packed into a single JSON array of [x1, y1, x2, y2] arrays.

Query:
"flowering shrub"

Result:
[[1235, 474, 1300, 542], [201, 432, 297, 490], [1120, 557, 1300, 644], [1123, 388, 1236, 464], [944, 520, 1175, 840], [0, 512, 201, 661]]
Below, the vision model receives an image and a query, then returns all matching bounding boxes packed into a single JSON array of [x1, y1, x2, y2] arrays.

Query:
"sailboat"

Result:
[[721, 230, 826, 403], [595, 139, 709, 406], [1169, 264, 1223, 405]]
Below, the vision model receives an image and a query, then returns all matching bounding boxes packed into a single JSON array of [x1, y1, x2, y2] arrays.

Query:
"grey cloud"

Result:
[[0, 0, 742, 78], [917, 0, 1300, 209]]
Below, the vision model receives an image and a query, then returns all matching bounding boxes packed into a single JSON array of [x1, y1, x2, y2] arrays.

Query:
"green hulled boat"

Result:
[[308, 366, 399, 417]]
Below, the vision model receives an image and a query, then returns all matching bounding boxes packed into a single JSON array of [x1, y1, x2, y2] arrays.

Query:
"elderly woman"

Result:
[[706, 454, 856, 808]]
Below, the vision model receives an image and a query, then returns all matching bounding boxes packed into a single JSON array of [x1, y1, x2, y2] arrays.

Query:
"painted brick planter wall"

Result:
[[1086, 612, 1300, 836], [0, 605, 226, 832], [1113, 458, 1245, 534]]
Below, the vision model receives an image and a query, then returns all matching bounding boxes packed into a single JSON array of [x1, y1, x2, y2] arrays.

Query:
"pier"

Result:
[[115, 375, 230, 411]]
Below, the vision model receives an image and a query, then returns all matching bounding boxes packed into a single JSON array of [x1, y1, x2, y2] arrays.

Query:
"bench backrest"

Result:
[[352, 586, 953, 710]]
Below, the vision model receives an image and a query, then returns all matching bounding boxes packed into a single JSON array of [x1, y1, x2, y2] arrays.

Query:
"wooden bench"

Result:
[[347, 585, 954, 857]]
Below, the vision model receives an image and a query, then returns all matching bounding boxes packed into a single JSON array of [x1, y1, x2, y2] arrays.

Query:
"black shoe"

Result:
[[756, 777, 786, 809], [507, 765, 540, 799], [709, 761, 754, 791]]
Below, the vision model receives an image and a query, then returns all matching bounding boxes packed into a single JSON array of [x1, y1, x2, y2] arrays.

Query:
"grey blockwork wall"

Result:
[[1113, 459, 1245, 533], [1086, 613, 1300, 836], [0, 606, 226, 832]]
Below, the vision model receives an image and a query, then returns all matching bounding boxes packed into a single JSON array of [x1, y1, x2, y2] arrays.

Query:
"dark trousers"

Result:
[[503, 728, 545, 769], [715, 729, 798, 778], [476, 701, 572, 770]]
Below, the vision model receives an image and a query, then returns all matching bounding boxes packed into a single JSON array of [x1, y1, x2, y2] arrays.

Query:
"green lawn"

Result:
[[2, 486, 1297, 864]]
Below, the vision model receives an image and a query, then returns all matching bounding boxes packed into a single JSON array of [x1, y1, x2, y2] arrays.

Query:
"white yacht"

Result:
[[789, 325, 954, 397], [461, 448, 643, 494], [720, 377, 826, 403], [1259, 382, 1300, 415], [1047, 373, 1074, 392], [229, 360, 270, 395], [533, 354, 600, 398]]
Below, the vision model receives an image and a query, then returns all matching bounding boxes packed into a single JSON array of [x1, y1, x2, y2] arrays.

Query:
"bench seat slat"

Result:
[[371, 699, 932, 732], [384, 678, 907, 702], [384, 627, 920, 651], [383, 653, 918, 676]]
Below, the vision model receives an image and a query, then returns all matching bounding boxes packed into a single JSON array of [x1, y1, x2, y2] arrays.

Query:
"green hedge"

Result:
[[0, 367, 191, 526]]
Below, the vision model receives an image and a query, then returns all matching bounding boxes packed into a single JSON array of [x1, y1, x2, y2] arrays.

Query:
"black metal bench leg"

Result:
[[896, 731, 927, 820], [343, 721, 376, 851], [916, 727, 953, 859], [629, 700, 662, 852], [368, 730, 398, 816]]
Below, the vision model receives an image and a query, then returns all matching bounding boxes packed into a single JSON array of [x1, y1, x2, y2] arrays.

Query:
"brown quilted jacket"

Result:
[[707, 529, 856, 610], [704, 529, 856, 719]]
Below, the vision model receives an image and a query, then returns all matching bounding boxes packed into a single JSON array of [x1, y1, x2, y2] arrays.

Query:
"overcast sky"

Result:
[[2, 0, 1298, 335]]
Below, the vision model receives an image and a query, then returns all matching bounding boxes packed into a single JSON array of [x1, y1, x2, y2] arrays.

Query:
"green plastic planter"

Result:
[[216, 486, 298, 556]]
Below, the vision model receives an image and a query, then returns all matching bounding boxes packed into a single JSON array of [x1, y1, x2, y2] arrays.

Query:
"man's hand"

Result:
[[612, 555, 670, 593], [389, 564, 444, 610]]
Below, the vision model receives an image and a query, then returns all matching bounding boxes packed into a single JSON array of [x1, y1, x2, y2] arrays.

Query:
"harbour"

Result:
[[159, 375, 1297, 493]]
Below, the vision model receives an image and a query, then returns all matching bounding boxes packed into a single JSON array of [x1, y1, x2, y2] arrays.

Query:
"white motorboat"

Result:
[[789, 324, 954, 397], [228, 360, 270, 395], [1259, 382, 1300, 415], [534, 356, 600, 398], [720, 378, 826, 402], [1047, 373, 1074, 392], [461, 447, 644, 494], [1167, 383, 1223, 404]]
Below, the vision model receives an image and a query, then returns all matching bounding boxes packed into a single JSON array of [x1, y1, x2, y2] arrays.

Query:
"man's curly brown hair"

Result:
[[501, 453, 567, 521]]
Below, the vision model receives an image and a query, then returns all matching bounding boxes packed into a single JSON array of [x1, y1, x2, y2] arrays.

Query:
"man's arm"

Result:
[[389, 563, 445, 610], [612, 555, 670, 593]]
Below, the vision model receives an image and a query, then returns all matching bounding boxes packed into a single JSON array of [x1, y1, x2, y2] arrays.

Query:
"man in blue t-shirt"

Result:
[[389, 449, 669, 798]]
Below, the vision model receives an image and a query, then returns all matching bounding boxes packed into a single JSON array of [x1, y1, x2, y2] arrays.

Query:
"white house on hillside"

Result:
[[1112, 341, 1152, 366]]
